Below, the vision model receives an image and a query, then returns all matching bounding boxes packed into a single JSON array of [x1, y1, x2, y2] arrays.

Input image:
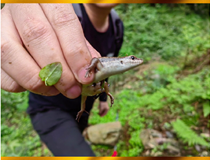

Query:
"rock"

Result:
[[195, 145, 201, 152], [139, 129, 180, 156], [200, 133, 210, 140], [200, 151, 209, 157], [151, 150, 162, 156], [165, 131, 174, 138], [140, 129, 161, 149], [167, 145, 180, 155], [144, 150, 150, 156], [151, 74, 160, 80], [84, 122, 122, 146]]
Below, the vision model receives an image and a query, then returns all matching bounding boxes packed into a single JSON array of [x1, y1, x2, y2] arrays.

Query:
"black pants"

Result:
[[29, 109, 95, 156]]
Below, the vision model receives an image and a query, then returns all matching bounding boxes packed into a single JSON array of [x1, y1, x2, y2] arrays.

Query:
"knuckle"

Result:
[[22, 19, 51, 43], [10, 82, 25, 92], [4, 82, 25, 93], [1, 73, 25, 93], [57, 71, 73, 88], [23, 74, 44, 93], [67, 42, 85, 56], [52, 8, 77, 27], [1, 40, 12, 62]]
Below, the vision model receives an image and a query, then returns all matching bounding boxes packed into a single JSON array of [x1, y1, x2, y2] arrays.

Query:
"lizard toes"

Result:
[[84, 110, 89, 114], [76, 110, 84, 122]]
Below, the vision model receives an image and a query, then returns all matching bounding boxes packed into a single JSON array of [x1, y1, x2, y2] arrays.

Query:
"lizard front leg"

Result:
[[85, 58, 103, 78], [76, 95, 89, 122], [104, 81, 114, 107]]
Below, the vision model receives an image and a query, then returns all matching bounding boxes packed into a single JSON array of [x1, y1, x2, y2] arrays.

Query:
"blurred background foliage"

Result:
[[1, 3, 210, 156]]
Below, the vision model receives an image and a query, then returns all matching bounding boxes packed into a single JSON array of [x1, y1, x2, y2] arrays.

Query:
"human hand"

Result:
[[98, 101, 110, 117], [1, 4, 100, 98]]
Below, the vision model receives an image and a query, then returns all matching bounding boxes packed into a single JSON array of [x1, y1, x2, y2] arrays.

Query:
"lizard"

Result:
[[76, 55, 143, 122]]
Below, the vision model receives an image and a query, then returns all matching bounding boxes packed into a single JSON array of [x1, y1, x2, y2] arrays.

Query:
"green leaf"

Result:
[[203, 102, 210, 117], [39, 62, 62, 86], [172, 119, 210, 147]]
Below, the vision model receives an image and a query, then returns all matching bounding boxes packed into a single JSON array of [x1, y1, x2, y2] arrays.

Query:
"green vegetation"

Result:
[[172, 119, 209, 147], [116, 4, 209, 62], [1, 91, 43, 156], [1, 4, 210, 156], [89, 67, 210, 156]]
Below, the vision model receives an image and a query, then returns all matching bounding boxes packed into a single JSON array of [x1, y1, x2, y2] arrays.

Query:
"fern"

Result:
[[172, 119, 210, 147], [203, 102, 210, 117]]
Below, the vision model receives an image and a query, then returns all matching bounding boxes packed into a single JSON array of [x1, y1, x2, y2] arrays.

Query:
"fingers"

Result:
[[99, 108, 108, 117], [8, 4, 78, 98], [1, 5, 59, 96], [85, 40, 101, 58], [98, 102, 109, 117], [100, 109, 108, 117], [1, 4, 101, 99], [7, 4, 100, 98], [1, 69, 26, 92], [40, 4, 99, 83]]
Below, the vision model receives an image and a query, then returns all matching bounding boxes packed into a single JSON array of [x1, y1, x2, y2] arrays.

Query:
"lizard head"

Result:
[[119, 55, 143, 71], [93, 55, 143, 83]]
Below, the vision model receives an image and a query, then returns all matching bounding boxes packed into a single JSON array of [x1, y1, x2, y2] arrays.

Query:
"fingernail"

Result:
[[66, 84, 81, 99], [77, 67, 94, 84]]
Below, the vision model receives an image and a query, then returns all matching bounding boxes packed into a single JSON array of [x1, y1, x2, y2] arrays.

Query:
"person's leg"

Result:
[[30, 109, 95, 156]]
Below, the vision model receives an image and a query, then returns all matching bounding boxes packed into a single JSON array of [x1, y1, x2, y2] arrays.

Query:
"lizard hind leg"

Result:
[[76, 96, 89, 122], [107, 92, 114, 107], [104, 82, 114, 107], [76, 110, 83, 122], [76, 110, 89, 122]]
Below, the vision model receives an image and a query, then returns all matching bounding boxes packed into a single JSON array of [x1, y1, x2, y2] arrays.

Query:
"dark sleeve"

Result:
[[99, 78, 108, 102], [99, 92, 107, 102]]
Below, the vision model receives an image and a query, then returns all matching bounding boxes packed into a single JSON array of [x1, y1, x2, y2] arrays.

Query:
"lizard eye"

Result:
[[131, 56, 135, 60]]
